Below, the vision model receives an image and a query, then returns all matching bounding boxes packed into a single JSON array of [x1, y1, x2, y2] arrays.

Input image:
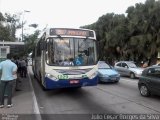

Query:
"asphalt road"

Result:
[[28, 67, 160, 120]]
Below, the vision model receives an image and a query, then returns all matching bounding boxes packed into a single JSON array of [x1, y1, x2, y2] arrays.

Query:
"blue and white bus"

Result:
[[32, 28, 98, 89]]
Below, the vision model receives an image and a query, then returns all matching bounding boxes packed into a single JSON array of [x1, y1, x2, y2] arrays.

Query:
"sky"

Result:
[[0, 0, 146, 38]]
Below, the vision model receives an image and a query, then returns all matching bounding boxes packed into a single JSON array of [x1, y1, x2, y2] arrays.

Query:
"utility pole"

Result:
[[21, 10, 30, 42]]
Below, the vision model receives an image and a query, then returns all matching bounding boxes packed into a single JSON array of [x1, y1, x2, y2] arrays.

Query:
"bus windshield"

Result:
[[46, 37, 97, 66]]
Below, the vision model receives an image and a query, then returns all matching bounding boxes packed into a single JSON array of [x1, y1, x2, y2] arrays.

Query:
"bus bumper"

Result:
[[44, 76, 98, 89]]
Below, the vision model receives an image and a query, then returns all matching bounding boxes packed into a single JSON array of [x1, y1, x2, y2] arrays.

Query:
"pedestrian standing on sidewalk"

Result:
[[0, 53, 17, 108], [19, 58, 27, 78], [12, 56, 21, 91]]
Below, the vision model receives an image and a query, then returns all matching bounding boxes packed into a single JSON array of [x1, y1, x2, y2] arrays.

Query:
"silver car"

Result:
[[114, 61, 144, 79], [152, 62, 160, 66]]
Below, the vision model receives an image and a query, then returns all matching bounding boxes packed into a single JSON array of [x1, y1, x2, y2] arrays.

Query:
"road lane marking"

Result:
[[96, 79, 160, 114], [120, 77, 138, 83], [28, 70, 42, 120]]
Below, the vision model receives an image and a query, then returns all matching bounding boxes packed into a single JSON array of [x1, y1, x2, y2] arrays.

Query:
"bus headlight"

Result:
[[45, 73, 59, 81], [89, 72, 97, 79]]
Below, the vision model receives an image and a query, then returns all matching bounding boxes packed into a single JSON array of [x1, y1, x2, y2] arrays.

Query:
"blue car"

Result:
[[98, 61, 120, 83]]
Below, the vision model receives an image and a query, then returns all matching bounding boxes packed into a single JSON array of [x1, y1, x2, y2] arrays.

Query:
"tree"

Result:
[[23, 30, 40, 55], [126, 0, 160, 65], [0, 12, 10, 41], [82, 0, 160, 65], [82, 13, 129, 64], [0, 12, 21, 41], [29, 24, 38, 28], [4, 13, 21, 41]]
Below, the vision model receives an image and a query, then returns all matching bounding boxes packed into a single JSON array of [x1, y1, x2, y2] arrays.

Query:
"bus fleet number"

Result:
[[58, 75, 69, 79]]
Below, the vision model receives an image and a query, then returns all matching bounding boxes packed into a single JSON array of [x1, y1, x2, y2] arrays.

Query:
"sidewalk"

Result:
[[0, 74, 38, 119]]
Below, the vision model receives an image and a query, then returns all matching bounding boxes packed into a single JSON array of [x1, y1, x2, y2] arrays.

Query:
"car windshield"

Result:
[[98, 63, 111, 69], [127, 62, 137, 68]]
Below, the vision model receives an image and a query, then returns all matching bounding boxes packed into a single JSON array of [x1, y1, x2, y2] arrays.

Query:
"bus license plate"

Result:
[[70, 80, 79, 84]]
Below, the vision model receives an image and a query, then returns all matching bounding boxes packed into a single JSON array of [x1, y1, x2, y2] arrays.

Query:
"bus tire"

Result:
[[73, 86, 82, 89], [39, 72, 48, 91], [42, 86, 47, 91]]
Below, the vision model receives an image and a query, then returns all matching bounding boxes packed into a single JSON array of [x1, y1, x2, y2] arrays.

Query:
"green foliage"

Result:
[[23, 30, 40, 55], [29, 24, 38, 28], [0, 13, 5, 21], [0, 12, 39, 57], [0, 12, 21, 41], [82, 0, 160, 65], [1, 0, 160, 65]]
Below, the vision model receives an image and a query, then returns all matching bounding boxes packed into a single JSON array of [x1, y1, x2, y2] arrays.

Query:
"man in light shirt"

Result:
[[0, 54, 17, 108]]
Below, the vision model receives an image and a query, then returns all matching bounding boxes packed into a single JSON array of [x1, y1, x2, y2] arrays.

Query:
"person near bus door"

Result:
[[19, 58, 27, 78], [0, 53, 17, 108], [12, 56, 22, 91]]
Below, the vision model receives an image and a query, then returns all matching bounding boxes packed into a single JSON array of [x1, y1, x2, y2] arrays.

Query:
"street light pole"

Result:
[[22, 20, 24, 41], [21, 10, 30, 42]]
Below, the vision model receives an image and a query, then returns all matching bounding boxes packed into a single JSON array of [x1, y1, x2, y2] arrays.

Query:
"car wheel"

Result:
[[98, 78, 103, 83], [139, 84, 150, 97], [130, 72, 135, 79], [115, 80, 119, 83]]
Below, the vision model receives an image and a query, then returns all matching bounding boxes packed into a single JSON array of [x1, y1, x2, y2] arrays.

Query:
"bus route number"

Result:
[[58, 75, 69, 79]]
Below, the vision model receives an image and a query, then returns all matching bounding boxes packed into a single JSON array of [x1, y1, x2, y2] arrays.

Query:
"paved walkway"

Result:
[[0, 74, 39, 120]]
